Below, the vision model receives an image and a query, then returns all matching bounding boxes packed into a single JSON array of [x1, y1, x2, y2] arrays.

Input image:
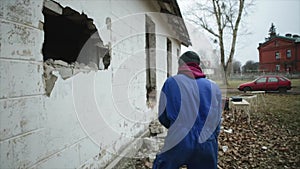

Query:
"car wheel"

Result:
[[278, 87, 287, 93], [243, 87, 251, 93]]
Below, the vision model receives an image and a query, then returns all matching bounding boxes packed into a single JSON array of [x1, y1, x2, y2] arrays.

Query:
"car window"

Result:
[[279, 77, 286, 81], [256, 77, 267, 83], [268, 77, 278, 83]]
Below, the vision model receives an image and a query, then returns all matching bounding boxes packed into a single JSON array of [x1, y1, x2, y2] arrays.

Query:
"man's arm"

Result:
[[215, 86, 222, 137], [158, 109, 170, 129], [158, 80, 171, 128]]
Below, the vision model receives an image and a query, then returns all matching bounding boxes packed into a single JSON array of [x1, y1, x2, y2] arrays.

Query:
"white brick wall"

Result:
[[0, 0, 183, 168]]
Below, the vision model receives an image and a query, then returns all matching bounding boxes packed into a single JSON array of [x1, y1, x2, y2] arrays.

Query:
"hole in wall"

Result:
[[42, 3, 110, 69], [41, 0, 111, 96]]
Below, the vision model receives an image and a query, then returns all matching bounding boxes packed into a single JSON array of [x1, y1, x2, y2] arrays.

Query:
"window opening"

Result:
[[145, 15, 156, 107], [177, 48, 180, 59], [167, 38, 172, 77], [268, 77, 278, 83], [275, 65, 280, 71], [286, 49, 291, 58], [256, 77, 266, 83], [275, 51, 280, 60], [279, 77, 286, 81]]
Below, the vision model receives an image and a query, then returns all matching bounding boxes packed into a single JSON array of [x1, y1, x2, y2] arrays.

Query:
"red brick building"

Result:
[[258, 34, 300, 73]]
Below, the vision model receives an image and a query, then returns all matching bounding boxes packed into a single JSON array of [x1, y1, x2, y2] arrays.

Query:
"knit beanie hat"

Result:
[[178, 51, 200, 66]]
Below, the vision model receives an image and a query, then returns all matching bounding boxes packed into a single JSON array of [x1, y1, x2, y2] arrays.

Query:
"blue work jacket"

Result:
[[158, 74, 222, 153]]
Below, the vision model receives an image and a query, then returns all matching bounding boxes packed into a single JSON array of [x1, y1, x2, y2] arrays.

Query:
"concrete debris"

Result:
[[43, 59, 99, 96], [149, 120, 165, 136], [113, 120, 167, 169], [87, 62, 98, 70], [53, 59, 69, 67], [45, 59, 98, 77], [261, 146, 268, 150], [222, 145, 228, 152], [148, 153, 156, 163], [144, 161, 153, 168], [223, 128, 233, 134], [156, 132, 167, 138], [44, 69, 57, 97], [143, 138, 159, 152]]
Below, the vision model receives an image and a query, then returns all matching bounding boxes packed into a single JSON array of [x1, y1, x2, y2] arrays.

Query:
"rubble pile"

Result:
[[114, 120, 165, 169], [44, 59, 98, 80], [148, 120, 165, 136]]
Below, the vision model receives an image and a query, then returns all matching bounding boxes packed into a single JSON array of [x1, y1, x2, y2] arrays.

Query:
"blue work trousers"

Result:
[[152, 134, 218, 169]]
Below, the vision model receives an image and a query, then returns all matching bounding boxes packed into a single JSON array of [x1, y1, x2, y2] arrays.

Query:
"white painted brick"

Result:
[[95, 125, 125, 154], [0, 129, 47, 168], [0, 1, 3, 18], [0, 0, 44, 28], [71, 73, 109, 134], [0, 20, 43, 61], [0, 96, 44, 141], [78, 137, 100, 164], [34, 142, 81, 169], [111, 84, 129, 102], [0, 139, 14, 169], [112, 68, 131, 86], [78, 150, 115, 169], [0, 60, 44, 98], [43, 76, 88, 153], [113, 99, 132, 117], [11, 130, 46, 168]]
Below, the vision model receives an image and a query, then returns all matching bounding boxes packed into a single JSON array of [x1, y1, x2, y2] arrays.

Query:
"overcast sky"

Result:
[[178, 0, 300, 65]]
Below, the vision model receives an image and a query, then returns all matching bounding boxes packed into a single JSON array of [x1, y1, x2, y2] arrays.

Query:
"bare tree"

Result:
[[184, 0, 253, 85], [232, 60, 242, 74], [242, 60, 259, 73]]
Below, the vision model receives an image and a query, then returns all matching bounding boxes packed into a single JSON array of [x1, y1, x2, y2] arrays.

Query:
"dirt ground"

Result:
[[113, 93, 300, 169]]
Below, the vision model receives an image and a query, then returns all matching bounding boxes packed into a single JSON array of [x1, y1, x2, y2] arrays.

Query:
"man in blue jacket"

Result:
[[152, 51, 222, 169]]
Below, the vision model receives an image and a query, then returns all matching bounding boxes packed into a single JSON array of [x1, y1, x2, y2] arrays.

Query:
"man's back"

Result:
[[153, 51, 221, 169], [159, 74, 221, 144]]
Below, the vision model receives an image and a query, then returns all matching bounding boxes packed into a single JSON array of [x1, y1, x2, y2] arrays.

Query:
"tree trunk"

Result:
[[223, 65, 230, 86], [224, 0, 245, 85]]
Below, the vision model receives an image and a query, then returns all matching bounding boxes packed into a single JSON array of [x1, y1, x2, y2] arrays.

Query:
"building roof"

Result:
[[45, 0, 191, 47], [155, 0, 192, 46], [258, 34, 300, 49]]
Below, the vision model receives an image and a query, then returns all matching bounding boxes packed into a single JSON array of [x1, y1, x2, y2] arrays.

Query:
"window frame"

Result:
[[275, 51, 280, 60], [286, 49, 292, 58], [268, 77, 278, 83], [279, 77, 287, 81], [276, 64, 280, 71], [256, 77, 267, 83]]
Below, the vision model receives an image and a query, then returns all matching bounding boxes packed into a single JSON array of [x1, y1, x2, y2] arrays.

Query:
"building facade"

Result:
[[0, 0, 190, 168], [258, 34, 300, 73]]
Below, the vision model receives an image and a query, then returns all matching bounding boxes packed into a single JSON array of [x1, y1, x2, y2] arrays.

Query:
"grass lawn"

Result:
[[291, 78, 300, 88]]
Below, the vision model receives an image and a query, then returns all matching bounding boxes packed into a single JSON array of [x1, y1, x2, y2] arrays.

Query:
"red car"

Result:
[[238, 75, 292, 93]]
